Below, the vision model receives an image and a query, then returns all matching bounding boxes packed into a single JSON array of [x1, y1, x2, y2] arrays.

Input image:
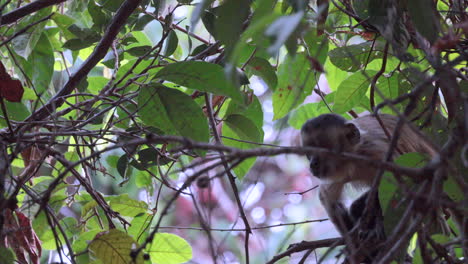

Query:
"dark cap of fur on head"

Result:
[[301, 113, 347, 133]]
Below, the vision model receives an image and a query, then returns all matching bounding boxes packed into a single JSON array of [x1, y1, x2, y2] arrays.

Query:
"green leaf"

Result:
[[407, 0, 440, 44], [88, 0, 110, 31], [81, 200, 98, 220], [132, 148, 172, 169], [190, 0, 215, 29], [134, 14, 154, 31], [272, 52, 317, 120], [368, 0, 410, 59], [116, 59, 154, 83], [407, 234, 418, 258], [114, 103, 136, 129], [333, 70, 376, 113], [108, 194, 148, 217], [328, 42, 385, 72], [29, 33, 54, 93], [379, 172, 399, 217], [154, 61, 242, 102], [135, 170, 152, 188], [11, 8, 50, 58], [32, 212, 50, 245], [148, 233, 192, 264], [224, 114, 262, 143], [245, 57, 278, 91], [126, 45, 152, 57], [36, 216, 77, 250], [374, 73, 401, 113], [352, 0, 370, 19], [128, 214, 152, 244], [52, 13, 75, 30], [138, 84, 209, 154], [117, 154, 130, 178], [222, 114, 264, 179], [229, 12, 280, 67], [215, 0, 250, 55], [68, 24, 97, 39], [0, 102, 30, 128], [98, 0, 126, 12], [201, 10, 217, 38], [122, 36, 138, 45], [21, 87, 38, 100], [380, 153, 427, 234], [251, 0, 277, 25], [288, 102, 331, 129], [73, 230, 101, 253], [190, 43, 209, 56], [303, 29, 329, 66], [130, 31, 153, 46], [265, 11, 304, 55], [380, 153, 435, 260], [376, 74, 399, 100], [89, 229, 145, 264], [444, 176, 464, 203], [63, 37, 100, 50], [0, 247, 15, 264], [225, 95, 264, 129], [393, 152, 428, 168], [413, 248, 423, 264], [431, 234, 449, 244], [164, 31, 179, 56], [87, 76, 109, 94]]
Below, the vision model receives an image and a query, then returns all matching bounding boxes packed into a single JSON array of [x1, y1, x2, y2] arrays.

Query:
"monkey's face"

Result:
[[301, 129, 346, 179], [301, 114, 360, 180]]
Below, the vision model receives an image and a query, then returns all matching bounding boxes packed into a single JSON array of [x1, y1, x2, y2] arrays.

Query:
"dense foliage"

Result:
[[0, 0, 466, 263]]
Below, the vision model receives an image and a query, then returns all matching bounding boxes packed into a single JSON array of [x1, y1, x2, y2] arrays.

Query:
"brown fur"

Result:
[[349, 114, 437, 186], [301, 113, 438, 238]]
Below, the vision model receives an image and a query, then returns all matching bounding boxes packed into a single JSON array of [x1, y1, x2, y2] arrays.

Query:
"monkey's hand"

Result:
[[347, 191, 386, 263]]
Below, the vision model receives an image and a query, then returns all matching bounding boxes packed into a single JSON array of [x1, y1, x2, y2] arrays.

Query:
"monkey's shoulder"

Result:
[[352, 114, 398, 132], [355, 135, 388, 160], [352, 114, 437, 156]]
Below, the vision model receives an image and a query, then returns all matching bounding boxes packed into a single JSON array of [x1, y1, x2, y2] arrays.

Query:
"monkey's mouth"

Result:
[[310, 161, 341, 179], [311, 165, 328, 178], [309, 156, 341, 179]]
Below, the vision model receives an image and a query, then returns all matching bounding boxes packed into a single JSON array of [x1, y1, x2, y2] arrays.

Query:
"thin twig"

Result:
[[204, 93, 252, 264], [22, 0, 142, 123]]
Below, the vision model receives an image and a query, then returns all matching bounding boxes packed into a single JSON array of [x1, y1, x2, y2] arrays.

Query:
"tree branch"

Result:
[[23, 0, 142, 123], [266, 238, 343, 264], [0, 0, 66, 25], [205, 94, 252, 263]]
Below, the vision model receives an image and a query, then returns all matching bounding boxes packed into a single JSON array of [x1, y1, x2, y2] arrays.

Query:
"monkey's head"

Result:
[[300, 114, 361, 179]]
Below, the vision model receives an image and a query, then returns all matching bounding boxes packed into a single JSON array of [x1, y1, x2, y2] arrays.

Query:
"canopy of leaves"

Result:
[[0, 0, 466, 263]]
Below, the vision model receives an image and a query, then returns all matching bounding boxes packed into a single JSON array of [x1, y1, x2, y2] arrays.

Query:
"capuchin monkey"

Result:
[[301, 114, 437, 262]]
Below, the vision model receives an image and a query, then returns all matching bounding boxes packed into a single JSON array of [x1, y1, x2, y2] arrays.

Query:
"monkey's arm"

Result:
[[341, 191, 387, 263], [350, 191, 386, 242], [319, 183, 354, 234]]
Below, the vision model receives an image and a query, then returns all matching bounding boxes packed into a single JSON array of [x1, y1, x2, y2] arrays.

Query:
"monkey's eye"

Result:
[[345, 123, 360, 145]]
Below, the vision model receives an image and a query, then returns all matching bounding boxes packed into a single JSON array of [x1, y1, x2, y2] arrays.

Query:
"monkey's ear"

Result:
[[344, 123, 360, 145]]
